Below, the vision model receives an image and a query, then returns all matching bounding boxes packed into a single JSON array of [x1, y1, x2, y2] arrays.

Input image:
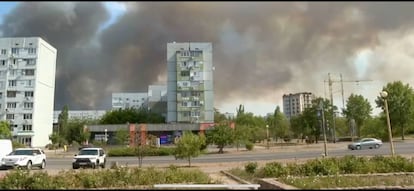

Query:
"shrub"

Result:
[[258, 162, 287, 177], [245, 142, 254, 151], [0, 167, 214, 189], [244, 162, 258, 174], [108, 146, 176, 157]]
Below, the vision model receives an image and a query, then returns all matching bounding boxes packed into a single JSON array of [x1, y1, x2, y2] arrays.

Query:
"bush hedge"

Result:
[[107, 146, 176, 157], [240, 155, 414, 179], [0, 166, 215, 189]]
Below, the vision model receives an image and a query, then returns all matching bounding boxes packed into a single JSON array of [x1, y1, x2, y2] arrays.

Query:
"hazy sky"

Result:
[[2, 2, 414, 116]]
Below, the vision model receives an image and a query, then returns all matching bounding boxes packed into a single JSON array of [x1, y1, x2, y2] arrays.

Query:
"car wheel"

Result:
[[375, 144, 380, 149], [356, 145, 361, 150], [72, 164, 79, 169], [40, 160, 46, 169], [91, 163, 96, 169], [26, 161, 32, 170], [101, 160, 106, 169]]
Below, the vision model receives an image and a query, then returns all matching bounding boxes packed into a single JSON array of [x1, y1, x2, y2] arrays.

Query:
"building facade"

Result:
[[147, 85, 167, 117], [166, 42, 214, 123], [0, 37, 57, 147], [112, 92, 148, 110], [53, 110, 107, 124], [283, 92, 314, 119]]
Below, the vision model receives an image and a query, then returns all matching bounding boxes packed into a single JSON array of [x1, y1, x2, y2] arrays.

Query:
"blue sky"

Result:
[[0, 2, 18, 24]]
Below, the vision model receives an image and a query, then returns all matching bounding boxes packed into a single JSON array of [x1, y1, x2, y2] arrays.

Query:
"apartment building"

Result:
[[0, 37, 57, 147], [283, 92, 314, 119], [147, 85, 167, 117], [112, 92, 148, 110], [53, 110, 107, 124], [167, 42, 214, 123]]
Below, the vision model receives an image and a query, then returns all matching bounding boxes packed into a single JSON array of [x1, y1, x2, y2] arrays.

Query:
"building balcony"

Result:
[[14, 130, 35, 136]]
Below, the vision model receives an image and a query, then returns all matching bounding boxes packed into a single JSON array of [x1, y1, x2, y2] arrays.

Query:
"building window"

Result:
[[0, 60, 5, 66], [11, 48, 19, 55], [191, 111, 200, 117], [6, 114, 14, 120], [1, 49, 6, 55], [28, 48, 36, 54], [25, 91, 34, 97], [0, 92, 2, 99], [7, 91, 17, 97], [183, 111, 190, 117], [181, 71, 190, 76], [24, 102, 33, 109], [23, 125, 33, 131], [23, 114, 32, 119], [8, 80, 17, 87], [26, 59, 36, 65], [192, 101, 200, 107], [26, 80, 34, 87], [181, 102, 188, 107], [7, 102, 17, 108], [23, 69, 35, 76]]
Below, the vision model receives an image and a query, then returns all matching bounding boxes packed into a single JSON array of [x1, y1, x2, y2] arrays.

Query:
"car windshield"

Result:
[[10, 150, 34, 155], [78, 149, 98, 155]]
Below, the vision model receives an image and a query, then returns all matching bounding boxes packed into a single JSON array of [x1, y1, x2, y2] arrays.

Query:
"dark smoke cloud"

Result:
[[2, 2, 414, 111]]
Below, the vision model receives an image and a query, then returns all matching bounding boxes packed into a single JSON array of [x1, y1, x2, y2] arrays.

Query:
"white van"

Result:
[[0, 139, 13, 161]]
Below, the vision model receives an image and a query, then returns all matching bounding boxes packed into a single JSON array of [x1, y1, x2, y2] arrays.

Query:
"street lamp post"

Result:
[[104, 129, 108, 144], [266, 125, 269, 149], [380, 91, 395, 157], [319, 101, 328, 157]]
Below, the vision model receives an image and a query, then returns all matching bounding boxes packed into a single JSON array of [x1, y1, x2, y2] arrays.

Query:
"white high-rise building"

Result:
[[167, 42, 214, 123], [283, 92, 314, 120], [0, 37, 57, 147]]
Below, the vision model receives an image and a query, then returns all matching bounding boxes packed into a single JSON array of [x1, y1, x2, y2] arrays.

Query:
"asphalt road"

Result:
[[40, 141, 414, 170]]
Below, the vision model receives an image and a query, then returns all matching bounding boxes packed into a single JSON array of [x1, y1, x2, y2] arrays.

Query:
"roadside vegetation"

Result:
[[229, 155, 414, 189], [0, 165, 217, 189]]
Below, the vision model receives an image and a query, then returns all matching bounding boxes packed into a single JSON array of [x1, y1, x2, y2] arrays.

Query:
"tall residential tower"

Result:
[[0, 37, 57, 147], [167, 42, 214, 123], [283, 92, 314, 120]]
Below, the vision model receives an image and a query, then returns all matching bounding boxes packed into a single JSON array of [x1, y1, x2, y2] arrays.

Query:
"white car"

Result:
[[0, 148, 46, 170], [72, 147, 106, 169]]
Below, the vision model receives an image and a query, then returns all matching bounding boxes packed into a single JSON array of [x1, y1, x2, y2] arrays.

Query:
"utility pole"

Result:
[[324, 73, 373, 142], [319, 101, 328, 157]]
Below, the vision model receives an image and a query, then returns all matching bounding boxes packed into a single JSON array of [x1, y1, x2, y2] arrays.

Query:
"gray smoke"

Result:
[[2, 2, 414, 111]]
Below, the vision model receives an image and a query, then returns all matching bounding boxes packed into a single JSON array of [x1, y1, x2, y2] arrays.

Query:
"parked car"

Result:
[[0, 148, 46, 170], [72, 147, 106, 169], [0, 139, 12, 162], [348, 138, 383, 150]]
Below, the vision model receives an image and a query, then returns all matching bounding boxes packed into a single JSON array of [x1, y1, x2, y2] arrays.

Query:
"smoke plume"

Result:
[[2, 2, 414, 113]]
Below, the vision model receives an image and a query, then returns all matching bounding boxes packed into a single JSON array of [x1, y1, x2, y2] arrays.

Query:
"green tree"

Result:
[[174, 131, 205, 167], [0, 121, 11, 139], [214, 108, 227, 123], [342, 94, 372, 138], [48, 132, 66, 147], [233, 124, 250, 151], [57, 105, 69, 138], [205, 124, 234, 153], [375, 81, 414, 140], [267, 106, 291, 141], [361, 116, 388, 141], [100, 108, 165, 124], [64, 118, 92, 145], [115, 128, 130, 145]]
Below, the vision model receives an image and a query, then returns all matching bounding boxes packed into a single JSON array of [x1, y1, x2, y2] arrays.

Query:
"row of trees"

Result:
[[211, 81, 414, 145]]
